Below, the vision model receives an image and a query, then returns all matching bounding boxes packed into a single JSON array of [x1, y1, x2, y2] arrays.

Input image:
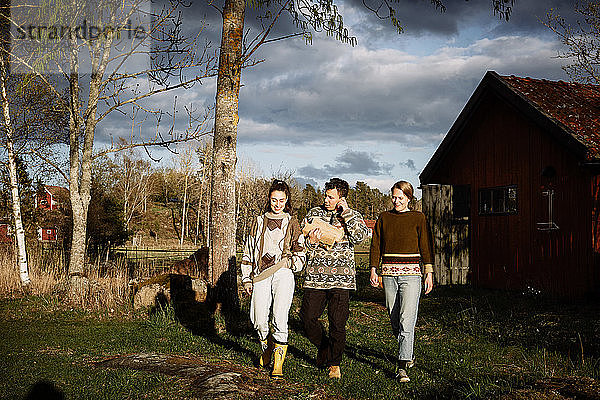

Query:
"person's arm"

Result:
[[302, 209, 321, 250], [289, 217, 306, 273], [241, 217, 259, 295], [340, 208, 369, 245], [369, 216, 382, 287], [418, 213, 434, 294]]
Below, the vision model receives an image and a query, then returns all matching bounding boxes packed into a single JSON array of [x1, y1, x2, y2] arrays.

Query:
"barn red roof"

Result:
[[500, 75, 600, 159], [45, 185, 69, 197], [421, 71, 600, 184]]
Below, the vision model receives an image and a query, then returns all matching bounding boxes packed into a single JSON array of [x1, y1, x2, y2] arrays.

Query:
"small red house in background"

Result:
[[420, 71, 600, 298], [36, 185, 69, 242], [37, 227, 58, 242], [0, 223, 12, 244], [363, 219, 376, 236], [36, 185, 68, 211]]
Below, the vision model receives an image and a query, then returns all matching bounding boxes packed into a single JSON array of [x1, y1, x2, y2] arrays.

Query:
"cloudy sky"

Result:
[[93, 0, 577, 195]]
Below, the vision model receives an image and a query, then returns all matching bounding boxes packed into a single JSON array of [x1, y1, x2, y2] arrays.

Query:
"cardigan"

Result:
[[241, 212, 305, 284]]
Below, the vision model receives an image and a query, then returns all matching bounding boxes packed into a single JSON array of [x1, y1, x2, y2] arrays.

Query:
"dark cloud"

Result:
[[88, 0, 574, 165], [297, 149, 393, 180], [400, 159, 416, 171], [236, 32, 566, 148], [291, 175, 319, 189], [344, 0, 577, 43]]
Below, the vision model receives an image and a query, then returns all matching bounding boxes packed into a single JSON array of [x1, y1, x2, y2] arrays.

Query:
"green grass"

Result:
[[2, 277, 600, 399]]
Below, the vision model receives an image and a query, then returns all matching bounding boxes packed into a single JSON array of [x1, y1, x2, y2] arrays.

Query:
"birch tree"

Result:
[[0, 0, 68, 287], [0, 82, 29, 286], [3, 0, 216, 296], [0, 1, 31, 287]]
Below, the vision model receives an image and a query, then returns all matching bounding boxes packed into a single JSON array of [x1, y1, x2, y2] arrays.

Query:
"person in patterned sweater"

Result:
[[241, 180, 305, 378], [369, 180, 434, 383], [300, 178, 369, 379]]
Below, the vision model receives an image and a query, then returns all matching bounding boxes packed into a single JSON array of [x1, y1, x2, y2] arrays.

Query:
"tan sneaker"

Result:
[[328, 365, 341, 379], [396, 368, 410, 383]]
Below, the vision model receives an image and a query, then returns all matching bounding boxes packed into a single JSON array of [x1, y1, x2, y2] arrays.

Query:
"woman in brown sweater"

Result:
[[369, 180, 434, 383]]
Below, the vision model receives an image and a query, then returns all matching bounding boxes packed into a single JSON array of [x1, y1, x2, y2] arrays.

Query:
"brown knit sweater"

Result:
[[369, 210, 434, 276]]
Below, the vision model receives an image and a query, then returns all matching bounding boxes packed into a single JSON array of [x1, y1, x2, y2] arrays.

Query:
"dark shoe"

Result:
[[316, 346, 328, 369]]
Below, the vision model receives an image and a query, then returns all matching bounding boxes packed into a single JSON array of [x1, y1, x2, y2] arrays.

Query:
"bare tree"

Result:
[[2, 0, 216, 296], [175, 142, 198, 247], [546, 1, 600, 84], [111, 146, 152, 230], [195, 141, 212, 246]]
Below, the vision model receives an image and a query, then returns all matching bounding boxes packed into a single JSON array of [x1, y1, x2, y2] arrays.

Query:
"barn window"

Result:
[[452, 185, 470, 219], [478, 185, 517, 215]]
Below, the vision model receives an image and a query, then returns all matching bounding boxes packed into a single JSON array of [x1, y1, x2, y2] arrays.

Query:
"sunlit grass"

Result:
[[2, 265, 600, 399]]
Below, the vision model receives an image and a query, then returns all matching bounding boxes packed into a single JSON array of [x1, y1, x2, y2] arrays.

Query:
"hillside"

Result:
[[126, 201, 204, 249]]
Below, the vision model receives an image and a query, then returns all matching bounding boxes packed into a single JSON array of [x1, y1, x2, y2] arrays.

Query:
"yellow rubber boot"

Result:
[[271, 343, 288, 377], [259, 336, 274, 368]]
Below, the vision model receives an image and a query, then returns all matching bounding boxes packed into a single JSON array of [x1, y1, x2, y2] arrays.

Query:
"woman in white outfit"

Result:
[[241, 179, 305, 377]]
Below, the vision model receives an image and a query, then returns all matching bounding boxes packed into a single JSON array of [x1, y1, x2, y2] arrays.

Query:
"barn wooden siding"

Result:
[[424, 90, 598, 298], [421, 184, 469, 285]]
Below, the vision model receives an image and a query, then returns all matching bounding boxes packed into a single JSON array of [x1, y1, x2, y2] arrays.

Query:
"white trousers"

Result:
[[250, 267, 295, 343]]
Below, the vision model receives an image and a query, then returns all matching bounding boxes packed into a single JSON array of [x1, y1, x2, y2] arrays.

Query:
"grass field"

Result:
[[2, 273, 600, 399]]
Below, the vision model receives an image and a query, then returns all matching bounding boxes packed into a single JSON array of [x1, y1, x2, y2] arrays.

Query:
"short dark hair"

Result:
[[325, 178, 349, 198], [265, 179, 293, 214], [391, 180, 414, 201]]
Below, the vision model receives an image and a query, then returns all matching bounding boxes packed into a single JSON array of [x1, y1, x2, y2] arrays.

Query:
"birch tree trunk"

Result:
[[180, 172, 188, 247], [0, 65, 30, 286], [209, 0, 244, 313], [0, 0, 29, 286]]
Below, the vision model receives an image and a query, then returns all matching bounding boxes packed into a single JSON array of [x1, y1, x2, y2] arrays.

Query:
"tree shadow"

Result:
[[163, 259, 256, 361], [25, 380, 65, 400]]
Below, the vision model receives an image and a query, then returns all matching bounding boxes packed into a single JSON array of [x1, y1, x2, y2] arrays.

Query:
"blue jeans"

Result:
[[382, 275, 421, 361]]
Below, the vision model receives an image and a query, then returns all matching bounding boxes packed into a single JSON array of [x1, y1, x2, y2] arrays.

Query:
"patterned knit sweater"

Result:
[[241, 212, 305, 284], [302, 206, 369, 290], [369, 210, 434, 276]]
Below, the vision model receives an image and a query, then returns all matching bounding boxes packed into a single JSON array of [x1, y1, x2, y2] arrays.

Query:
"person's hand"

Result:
[[243, 282, 253, 295], [337, 197, 349, 213], [370, 268, 379, 287], [308, 228, 322, 245], [424, 272, 433, 294]]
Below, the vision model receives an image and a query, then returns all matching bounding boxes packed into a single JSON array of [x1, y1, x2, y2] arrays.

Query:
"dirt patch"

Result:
[[95, 352, 338, 399], [499, 377, 600, 400]]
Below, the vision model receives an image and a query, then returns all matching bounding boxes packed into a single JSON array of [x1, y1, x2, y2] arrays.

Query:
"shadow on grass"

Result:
[[151, 269, 257, 362], [422, 286, 600, 363], [25, 380, 65, 400]]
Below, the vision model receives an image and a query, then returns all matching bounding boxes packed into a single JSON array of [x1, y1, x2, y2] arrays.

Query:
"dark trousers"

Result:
[[300, 288, 350, 367]]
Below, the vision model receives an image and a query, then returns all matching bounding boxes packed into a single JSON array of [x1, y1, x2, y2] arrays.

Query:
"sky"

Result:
[[93, 0, 580, 196]]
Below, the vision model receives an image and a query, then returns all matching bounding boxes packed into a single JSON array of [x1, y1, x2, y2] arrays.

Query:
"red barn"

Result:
[[420, 71, 600, 298]]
